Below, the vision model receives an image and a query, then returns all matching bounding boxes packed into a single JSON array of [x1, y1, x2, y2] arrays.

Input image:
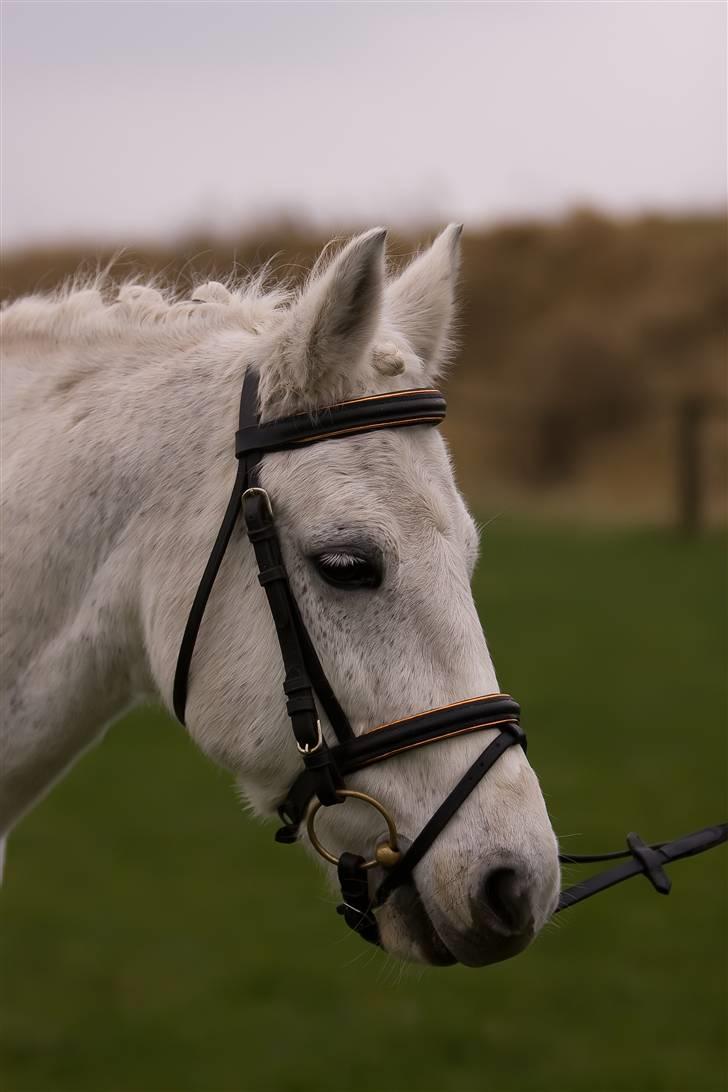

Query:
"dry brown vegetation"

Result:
[[2, 210, 726, 525]]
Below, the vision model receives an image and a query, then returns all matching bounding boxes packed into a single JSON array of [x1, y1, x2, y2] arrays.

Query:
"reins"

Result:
[[173, 366, 727, 950], [556, 824, 728, 912]]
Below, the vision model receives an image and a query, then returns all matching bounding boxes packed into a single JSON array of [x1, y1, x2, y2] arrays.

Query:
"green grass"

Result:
[[1, 524, 726, 1092]]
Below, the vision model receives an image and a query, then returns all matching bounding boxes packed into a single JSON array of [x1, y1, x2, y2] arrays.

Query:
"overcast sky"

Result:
[[2, 1, 725, 249]]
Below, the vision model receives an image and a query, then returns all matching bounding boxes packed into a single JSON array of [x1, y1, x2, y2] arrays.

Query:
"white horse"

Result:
[[0, 226, 559, 965]]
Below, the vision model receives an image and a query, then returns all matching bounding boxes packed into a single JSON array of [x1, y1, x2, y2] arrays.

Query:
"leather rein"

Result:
[[173, 368, 727, 948]]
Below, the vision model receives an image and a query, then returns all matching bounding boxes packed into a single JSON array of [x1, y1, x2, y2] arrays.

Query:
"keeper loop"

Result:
[[258, 565, 288, 586], [627, 832, 672, 895]]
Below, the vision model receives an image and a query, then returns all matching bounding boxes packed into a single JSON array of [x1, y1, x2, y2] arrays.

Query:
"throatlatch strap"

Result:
[[172, 458, 247, 724], [173, 369, 261, 723]]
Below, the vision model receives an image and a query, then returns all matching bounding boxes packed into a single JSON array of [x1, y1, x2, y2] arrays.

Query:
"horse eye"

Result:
[[313, 551, 381, 590]]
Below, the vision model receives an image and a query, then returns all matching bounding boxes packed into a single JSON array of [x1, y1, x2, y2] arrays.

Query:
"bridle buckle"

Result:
[[297, 719, 323, 755], [241, 486, 273, 519]]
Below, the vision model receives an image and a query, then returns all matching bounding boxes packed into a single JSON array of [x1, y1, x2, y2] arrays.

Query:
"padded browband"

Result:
[[277, 695, 522, 832], [236, 388, 446, 456]]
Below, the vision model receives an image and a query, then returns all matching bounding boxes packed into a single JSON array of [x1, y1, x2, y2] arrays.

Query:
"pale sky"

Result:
[[1, 1, 726, 249]]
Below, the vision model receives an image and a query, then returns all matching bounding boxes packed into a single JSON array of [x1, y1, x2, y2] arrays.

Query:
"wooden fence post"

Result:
[[677, 396, 705, 535]]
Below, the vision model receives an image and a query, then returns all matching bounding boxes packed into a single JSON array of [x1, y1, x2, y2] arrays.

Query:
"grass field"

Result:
[[1, 524, 726, 1092]]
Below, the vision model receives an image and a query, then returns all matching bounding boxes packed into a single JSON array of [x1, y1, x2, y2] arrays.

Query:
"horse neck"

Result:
[[0, 329, 249, 831]]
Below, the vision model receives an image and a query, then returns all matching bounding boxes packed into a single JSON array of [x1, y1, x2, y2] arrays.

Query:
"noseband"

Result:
[[173, 367, 726, 949]]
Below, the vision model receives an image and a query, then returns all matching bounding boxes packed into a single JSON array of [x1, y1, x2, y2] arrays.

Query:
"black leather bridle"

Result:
[[173, 367, 727, 949]]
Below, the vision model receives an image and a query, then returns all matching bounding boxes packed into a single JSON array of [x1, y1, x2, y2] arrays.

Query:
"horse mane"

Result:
[[0, 267, 293, 348]]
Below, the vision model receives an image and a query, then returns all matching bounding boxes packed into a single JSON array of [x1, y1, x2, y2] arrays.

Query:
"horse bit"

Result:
[[173, 367, 727, 948]]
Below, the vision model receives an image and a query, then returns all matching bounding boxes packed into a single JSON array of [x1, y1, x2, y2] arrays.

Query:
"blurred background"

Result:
[[1, 3, 726, 1092]]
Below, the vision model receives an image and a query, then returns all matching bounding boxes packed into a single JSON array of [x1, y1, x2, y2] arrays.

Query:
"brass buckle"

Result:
[[306, 790, 401, 870]]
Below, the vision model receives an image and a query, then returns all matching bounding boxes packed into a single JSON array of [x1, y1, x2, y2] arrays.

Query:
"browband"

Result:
[[236, 388, 446, 457]]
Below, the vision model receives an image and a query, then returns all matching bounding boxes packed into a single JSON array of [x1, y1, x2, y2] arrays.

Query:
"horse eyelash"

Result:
[[318, 552, 365, 568]]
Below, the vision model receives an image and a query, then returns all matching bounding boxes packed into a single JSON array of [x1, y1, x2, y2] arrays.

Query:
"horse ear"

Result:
[[272, 228, 386, 404], [386, 224, 462, 377]]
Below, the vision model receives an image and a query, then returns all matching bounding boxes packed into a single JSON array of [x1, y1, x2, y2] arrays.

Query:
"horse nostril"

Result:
[[481, 867, 534, 935]]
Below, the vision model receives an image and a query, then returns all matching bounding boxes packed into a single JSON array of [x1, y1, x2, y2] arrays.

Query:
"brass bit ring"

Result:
[[306, 790, 401, 870]]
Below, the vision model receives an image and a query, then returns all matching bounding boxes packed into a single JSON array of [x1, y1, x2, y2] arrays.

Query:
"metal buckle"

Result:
[[241, 486, 273, 518], [306, 789, 401, 871], [296, 719, 323, 755]]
